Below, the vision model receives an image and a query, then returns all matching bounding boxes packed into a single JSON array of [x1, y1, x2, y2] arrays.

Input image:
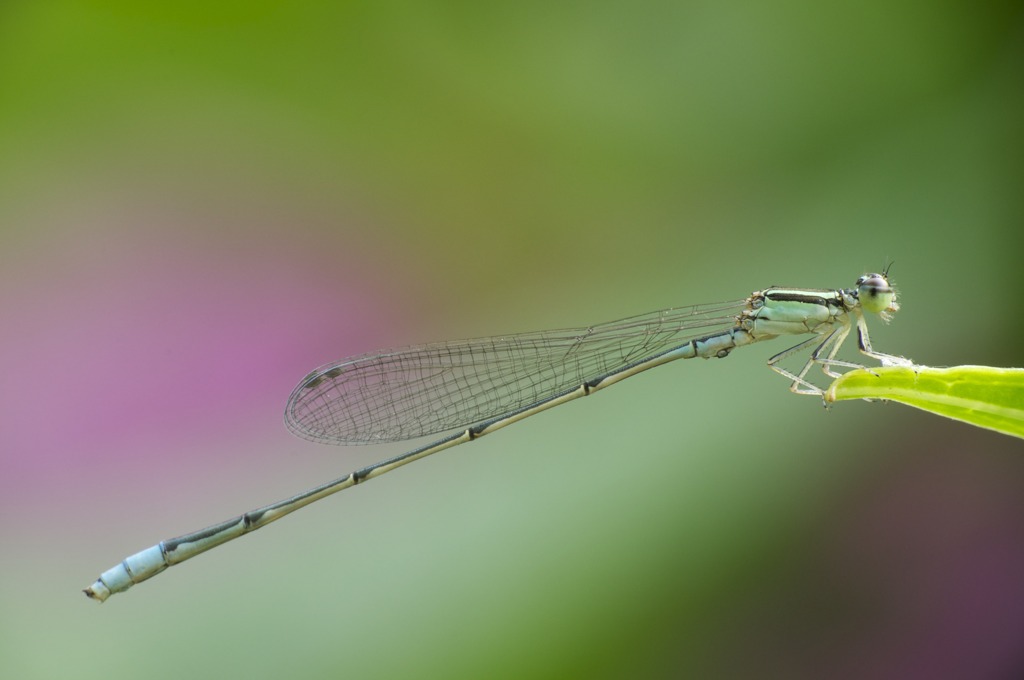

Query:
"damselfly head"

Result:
[[856, 272, 899, 319]]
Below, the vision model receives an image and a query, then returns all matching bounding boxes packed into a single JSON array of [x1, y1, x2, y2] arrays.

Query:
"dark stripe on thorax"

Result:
[[764, 291, 841, 306]]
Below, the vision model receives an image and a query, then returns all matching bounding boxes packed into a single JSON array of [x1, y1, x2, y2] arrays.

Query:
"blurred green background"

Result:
[[2, 2, 1023, 678]]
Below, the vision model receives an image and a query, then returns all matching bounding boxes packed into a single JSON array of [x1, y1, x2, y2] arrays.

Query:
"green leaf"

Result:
[[825, 365, 1024, 440]]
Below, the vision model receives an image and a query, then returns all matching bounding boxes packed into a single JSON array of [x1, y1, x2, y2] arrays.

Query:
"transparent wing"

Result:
[[285, 299, 750, 444]]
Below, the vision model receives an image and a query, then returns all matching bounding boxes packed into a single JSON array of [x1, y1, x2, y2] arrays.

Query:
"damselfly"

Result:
[[85, 271, 905, 602]]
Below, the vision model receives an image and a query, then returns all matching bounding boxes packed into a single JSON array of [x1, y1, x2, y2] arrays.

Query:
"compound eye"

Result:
[[859, 273, 887, 293]]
